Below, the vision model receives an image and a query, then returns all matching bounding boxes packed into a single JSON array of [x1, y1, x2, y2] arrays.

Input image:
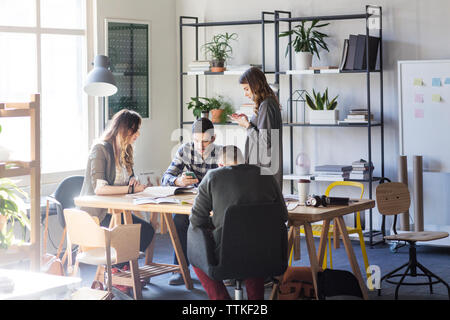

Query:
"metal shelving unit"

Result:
[[179, 12, 276, 143], [178, 6, 385, 246], [275, 5, 385, 246]]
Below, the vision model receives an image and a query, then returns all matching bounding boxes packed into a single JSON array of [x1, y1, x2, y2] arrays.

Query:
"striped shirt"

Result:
[[161, 142, 221, 186]]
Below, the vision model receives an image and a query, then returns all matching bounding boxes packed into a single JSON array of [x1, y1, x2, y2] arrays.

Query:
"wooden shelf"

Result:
[[0, 94, 40, 271], [0, 161, 38, 178]]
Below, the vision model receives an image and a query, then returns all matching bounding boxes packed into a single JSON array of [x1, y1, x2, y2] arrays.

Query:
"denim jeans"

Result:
[[172, 213, 190, 266]]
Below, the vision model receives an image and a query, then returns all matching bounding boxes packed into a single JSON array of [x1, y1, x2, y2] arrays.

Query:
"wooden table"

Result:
[[281, 199, 376, 300], [0, 268, 81, 300], [74, 194, 195, 290]]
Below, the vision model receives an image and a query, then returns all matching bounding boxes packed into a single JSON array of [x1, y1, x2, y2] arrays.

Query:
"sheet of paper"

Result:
[[432, 78, 441, 87], [414, 108, 424, 119], [432, 94, 441, 102]]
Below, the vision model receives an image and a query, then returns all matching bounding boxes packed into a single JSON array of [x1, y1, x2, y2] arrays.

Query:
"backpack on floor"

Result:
[[317, 268, 363, 300], [276, 266, 315, 300]]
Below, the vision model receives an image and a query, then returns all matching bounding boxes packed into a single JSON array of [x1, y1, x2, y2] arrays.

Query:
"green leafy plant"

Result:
[[187, 97, 221, 118], [305, 89, 338, 110], [216, 96, 235, 124], [0, 178, 30, 249], [202, 32, 238, 62], [279, 19, 330, 59]]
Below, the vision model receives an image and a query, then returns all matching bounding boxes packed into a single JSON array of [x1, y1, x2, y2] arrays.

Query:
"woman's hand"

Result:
[[175, 172, 199, 187], [129, 177, 146, 193], [229, 113, 251, 129]]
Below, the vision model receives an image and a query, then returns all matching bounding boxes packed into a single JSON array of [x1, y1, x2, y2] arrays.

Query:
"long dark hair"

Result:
[[239, 67, 280, 114], [101, 109, 141, 174]]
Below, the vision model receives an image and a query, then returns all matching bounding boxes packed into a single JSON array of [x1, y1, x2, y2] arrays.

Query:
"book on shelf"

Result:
[[351, 166, 374, 171], [343, 35, 358, 70], [188, 60, 210, 66], [342, 34, 380, 71], [313, 175, 346, 182], [352, 159, 373, 168], [315, 164, 352, 172], [313, 171, 350, 176], [349, 172, 372, 180], [309, 66, 339, 70], [347, 114, 374, 120], [354, 34, 380, 70], [339, 39, 349, 70]]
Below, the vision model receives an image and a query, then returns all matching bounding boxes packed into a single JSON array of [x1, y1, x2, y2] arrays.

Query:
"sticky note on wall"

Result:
[[432, 78, 441, 87], [414, 108, 424, 118], [432, 94, 441, 102], [413, 78, 423, 86], [445, 78, 450, 85], [414, 93, 424, 103]]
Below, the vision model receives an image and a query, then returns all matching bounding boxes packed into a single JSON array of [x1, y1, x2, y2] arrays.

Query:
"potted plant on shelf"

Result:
[[0, 178, 30, 250], [305, 88, 339, 124], [202, 32, 238, 72], [210, 96, 235, 124], [187, 96, 219, 119], [279, 19, 330, 70]]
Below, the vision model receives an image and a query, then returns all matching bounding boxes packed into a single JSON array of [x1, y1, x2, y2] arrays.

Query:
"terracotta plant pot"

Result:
[[211, 109, 224, 123], [211, 59, 225, 72]]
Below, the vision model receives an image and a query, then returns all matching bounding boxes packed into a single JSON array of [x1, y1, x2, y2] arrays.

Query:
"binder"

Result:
[[343, 35, 358, 70]]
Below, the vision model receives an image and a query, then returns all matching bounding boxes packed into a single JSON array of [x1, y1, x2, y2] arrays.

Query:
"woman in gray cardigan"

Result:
[[79, 109, 155, 274], [231, 67, 283, 191]]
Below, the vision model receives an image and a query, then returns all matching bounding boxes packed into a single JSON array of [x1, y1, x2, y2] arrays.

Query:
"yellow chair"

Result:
[[290, 181, 369, 276]]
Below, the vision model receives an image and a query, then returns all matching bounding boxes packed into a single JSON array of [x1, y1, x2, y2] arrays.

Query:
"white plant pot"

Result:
[[309, 109, 339, 125], [295, 52, 313, 70], [201, 111, 209, 119], [0, 145, 11, 162]]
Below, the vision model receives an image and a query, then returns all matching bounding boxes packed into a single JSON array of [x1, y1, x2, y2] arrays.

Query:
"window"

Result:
[[0, 0, 91, 177]]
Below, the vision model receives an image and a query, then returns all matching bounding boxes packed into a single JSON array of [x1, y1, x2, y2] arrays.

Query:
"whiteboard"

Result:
[[398, 60, 450, 172], [398, 60, 450, 247]]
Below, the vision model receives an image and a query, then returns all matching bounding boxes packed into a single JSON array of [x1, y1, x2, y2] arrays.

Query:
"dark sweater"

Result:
[[189, 164, 288, 258], [245, 96, 283, 190]]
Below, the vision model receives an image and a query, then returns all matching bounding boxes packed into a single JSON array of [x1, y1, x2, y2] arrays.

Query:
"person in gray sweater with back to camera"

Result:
[[189, 145, 287, 300]]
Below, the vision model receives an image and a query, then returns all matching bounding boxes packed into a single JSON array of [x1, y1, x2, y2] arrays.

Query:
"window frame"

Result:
[[0, 0, 95, 187]]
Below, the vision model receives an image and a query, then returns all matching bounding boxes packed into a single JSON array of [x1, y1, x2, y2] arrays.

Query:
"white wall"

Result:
[[96, 0, 178, 178], [175, 0, 450, 231]]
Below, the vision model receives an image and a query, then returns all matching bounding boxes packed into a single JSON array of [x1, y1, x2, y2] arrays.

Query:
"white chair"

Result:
[[64, 208, 142, 299]]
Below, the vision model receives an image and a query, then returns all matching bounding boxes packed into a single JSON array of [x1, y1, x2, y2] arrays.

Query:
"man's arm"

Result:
[[189, 173, 214, 229], [161, 145, 186, 186]]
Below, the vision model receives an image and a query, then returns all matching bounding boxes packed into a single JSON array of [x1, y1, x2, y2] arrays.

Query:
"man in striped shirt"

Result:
[[162, 118, 221, 285]]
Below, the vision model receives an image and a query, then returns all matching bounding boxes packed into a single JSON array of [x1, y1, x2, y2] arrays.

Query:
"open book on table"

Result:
[[127, 186, 197, 205]]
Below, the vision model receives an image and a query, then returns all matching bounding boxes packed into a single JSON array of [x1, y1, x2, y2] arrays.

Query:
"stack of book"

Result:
[[349, 159, 374, 180], [339, 34, 380, 71], [339, 108, 374, 124], [314, 164, 352, 181], [188, 60, 210, 72]]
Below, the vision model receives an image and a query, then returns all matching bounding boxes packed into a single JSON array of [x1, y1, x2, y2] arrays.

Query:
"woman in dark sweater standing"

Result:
[[231, 67, 283, 191]]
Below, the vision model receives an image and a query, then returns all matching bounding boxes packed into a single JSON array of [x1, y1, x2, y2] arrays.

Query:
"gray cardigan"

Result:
[[245, 96, 283, 190], [189, 164, 288, 258], [78, 141, 117, 223]]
